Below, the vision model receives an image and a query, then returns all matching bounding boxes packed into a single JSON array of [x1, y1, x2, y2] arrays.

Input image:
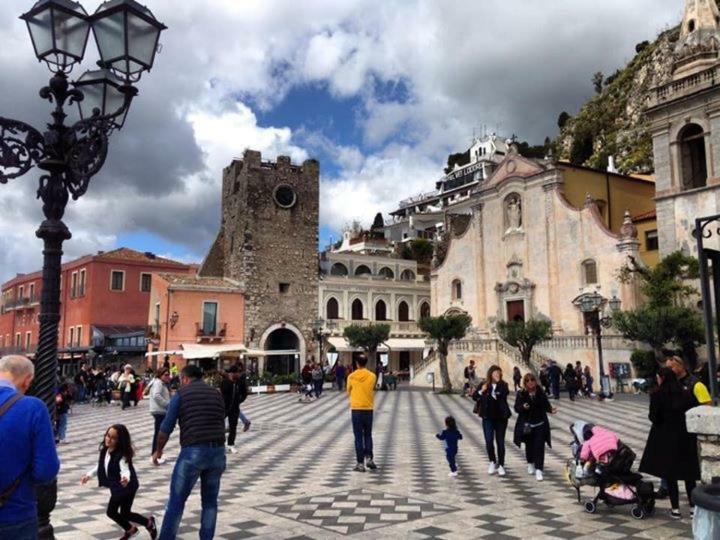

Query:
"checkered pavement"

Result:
[[50, 389, 693, 539]]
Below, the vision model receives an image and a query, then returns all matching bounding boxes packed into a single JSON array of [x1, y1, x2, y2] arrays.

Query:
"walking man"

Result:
[[347, 354, 377, 472], [221, 365, 250, 454], [153, 365, 226, 540], [335, 362, 346, 391], [149, 368, 171, 463], [0, 355, 60, 539], [547, 361, 562, 400]]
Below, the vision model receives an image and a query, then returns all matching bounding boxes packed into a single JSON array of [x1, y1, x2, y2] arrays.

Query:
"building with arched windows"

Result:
[[318, 235, 431, 376], [646, 0, 720, 256]]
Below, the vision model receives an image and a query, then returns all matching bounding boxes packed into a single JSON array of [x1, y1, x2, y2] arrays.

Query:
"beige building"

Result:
[[319, 231, 431, 376], [415, 146, 652, 387], [646, 0, 720, 256]]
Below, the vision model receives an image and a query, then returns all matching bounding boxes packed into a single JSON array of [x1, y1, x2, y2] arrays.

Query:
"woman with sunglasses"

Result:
[[513, 373, 557, 481]]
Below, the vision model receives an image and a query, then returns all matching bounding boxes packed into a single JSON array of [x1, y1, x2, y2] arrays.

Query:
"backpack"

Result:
[[606, 441, 636, 475], [0, 394, 24, 508]]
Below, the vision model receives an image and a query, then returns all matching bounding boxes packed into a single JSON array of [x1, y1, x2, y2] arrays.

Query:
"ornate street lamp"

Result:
[[579, 292, 621, 399], [1, 2, 165, 537]]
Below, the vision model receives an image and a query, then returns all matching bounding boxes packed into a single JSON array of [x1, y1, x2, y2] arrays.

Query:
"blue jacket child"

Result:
[[436, 416, 463, 476]]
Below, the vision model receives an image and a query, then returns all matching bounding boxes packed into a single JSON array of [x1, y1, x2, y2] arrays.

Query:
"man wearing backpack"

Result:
[[0, 355, 60, 539]]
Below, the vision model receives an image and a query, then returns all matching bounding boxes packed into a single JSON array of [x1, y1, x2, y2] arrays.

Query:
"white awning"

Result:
[[327, 337, 427, 352], [145, 349, 182, 357], [180, 343, 250, 359], [384, 338, 428, 351]]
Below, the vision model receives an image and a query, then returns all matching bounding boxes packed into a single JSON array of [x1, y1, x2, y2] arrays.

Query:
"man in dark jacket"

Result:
[[153, 365, 226, 540], [0, 355, 60, 539], [221, 365, 250, 453], [547, 361, 562, 400]]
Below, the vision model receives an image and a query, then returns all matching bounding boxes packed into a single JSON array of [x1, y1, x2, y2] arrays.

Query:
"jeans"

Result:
[[550, 379, 560, 399], [445, 449, 457, 472], [159, 445, 226, 540], [314, 379, 323, 397], [107, 488, 148, 531], [77, 385, 86, 403], [239, 409, 250, 425], [351, 410, 374, 464], [0, 518, 38, 540], [336, 377, 345, 391], [151, 414, 165, 455], [57, 412, 68, 441], [122, 391, 131, 410], [482, 418, 507, 466], [524, 425, 546, 471]]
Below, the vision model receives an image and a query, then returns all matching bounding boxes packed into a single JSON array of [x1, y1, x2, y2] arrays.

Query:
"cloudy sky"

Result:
[[0, 0, 684, 282]]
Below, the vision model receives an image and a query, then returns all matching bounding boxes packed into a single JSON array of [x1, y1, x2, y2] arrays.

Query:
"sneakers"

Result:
[[669, 509, 682, 520], [488, 463, 497, 475], [120, 526, 139, 539], [690, 507, 695, 519], [353, 463, 366, 472], [156, 457, 167, 465], [448, 471, 458, 477], [243, 421, 251, 432], [365, 458, 378, 470], [146, 516, 157, 540], [655, 487, 668, 499], [535, 469, 543, 481], [226, 445, 237, 454], [497, 465, 506, 476], [527, 463, 536, 475]]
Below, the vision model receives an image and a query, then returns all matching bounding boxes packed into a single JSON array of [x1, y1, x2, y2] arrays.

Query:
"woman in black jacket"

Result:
[[478, 365, 512, 476], [513, 372, 557, 481], [639, 367, 699, 519], [563, 363, 578, 401]]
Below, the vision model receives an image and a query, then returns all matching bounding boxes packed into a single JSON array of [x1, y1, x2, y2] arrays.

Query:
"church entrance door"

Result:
[[506, 300, 525, 322]]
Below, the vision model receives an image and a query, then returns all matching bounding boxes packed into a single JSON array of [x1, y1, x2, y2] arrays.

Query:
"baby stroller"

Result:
[[566, 421, 655, 520]]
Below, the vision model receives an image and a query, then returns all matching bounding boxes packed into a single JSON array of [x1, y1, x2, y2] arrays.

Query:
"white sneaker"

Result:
[[488, 462, 497, 475], [226, 445, 237, 454], [527, 463, 536, 475], [448, 471, 458, 477], [535, 469, 543, 481], [497, 466, 506, 476], [157, 457, 167, 465]]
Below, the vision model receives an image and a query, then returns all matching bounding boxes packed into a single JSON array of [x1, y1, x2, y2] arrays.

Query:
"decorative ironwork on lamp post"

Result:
[[579, 292, 621, 398], [1, 1, 165, 537]]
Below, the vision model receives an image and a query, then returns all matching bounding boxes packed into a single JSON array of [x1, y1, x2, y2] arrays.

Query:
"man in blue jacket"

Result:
[[0, 355, 60, 539]]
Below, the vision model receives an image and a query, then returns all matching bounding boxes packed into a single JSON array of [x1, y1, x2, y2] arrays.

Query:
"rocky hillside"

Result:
[[554, 26, 681, 174]]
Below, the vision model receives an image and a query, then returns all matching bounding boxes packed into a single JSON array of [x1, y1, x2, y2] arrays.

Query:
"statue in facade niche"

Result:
[[506, 196, 522, 230]]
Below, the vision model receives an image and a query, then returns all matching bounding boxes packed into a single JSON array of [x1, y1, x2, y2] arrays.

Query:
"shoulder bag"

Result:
[[0, 393, 25, 508]]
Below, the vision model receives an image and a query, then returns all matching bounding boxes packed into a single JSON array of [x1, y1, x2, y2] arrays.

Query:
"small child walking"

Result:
[[81, 424, 157, 540], [436, 416, 463, 477]]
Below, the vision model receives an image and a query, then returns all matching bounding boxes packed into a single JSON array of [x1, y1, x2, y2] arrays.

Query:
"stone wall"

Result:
[[687, 406, 720, 483], [201, 150, 320, 358]]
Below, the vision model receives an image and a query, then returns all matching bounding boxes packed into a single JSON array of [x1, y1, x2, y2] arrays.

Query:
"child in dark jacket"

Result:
[[436, 416, 463, 477], [81, 424, 157, 540]]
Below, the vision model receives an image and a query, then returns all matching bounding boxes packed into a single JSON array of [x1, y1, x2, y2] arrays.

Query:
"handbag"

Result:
[[522, 422, 533, 436]]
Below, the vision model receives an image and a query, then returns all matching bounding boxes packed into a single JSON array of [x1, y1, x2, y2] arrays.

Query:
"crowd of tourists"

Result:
[[0, 349, 713, 539]]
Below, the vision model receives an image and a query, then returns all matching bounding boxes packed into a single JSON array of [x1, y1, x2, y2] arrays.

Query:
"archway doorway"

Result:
[[264, 328, 300, 376], [679, 123, 707, 190]]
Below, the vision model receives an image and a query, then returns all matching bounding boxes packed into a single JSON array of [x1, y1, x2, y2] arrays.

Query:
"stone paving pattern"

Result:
[[53, 389, 692, 539]]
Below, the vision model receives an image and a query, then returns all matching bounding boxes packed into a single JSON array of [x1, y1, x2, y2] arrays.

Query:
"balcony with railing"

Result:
[[327, 319, 424, 336], [195, 322, 227, 343], [0, 344, 37, 356], [2, 295, 39, 311]]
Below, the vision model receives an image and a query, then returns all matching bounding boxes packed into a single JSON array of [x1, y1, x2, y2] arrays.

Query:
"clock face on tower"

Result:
[[273, 184, 297, 209]]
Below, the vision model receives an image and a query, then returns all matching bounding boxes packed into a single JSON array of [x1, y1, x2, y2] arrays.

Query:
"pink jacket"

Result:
[[580, 426, 619, 462]]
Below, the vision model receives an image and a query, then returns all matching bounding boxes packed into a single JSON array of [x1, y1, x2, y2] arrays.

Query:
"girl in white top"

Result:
[[81, 424, 156, 540]]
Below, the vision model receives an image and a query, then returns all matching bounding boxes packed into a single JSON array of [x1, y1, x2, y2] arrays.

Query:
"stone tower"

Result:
[[200, 150, 319, 373], [646, 0, 720, 255]]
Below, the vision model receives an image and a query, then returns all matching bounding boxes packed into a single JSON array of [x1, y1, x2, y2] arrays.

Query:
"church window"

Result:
[[400, 269, 416, 281], [420, 302, 431, 319], [398, 301, 410, 322], [379, 267, 394, 279], [688, 19, 696, 33], [452, 279, 463, 300], [645, 230, 659, 251], [582, 260, 598, 285], [351, 299, 364, 320], [375, 300, 387, 321], [679, 123, 707, 190], [355, 265, 371, 276], [331, 263, 348, 276], [326, 298, 339, 320]]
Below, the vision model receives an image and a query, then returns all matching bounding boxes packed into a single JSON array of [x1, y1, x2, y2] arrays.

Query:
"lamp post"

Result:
[[579, 292, 621, 398], [312, 318, 328, 367], [1, 1, 165, 537]]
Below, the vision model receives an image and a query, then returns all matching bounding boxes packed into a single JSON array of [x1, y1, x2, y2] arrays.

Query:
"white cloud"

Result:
[[0, 0, 687, 283]]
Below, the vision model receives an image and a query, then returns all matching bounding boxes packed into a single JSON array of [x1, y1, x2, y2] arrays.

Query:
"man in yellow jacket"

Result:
[[347, 354, 377, 472]]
